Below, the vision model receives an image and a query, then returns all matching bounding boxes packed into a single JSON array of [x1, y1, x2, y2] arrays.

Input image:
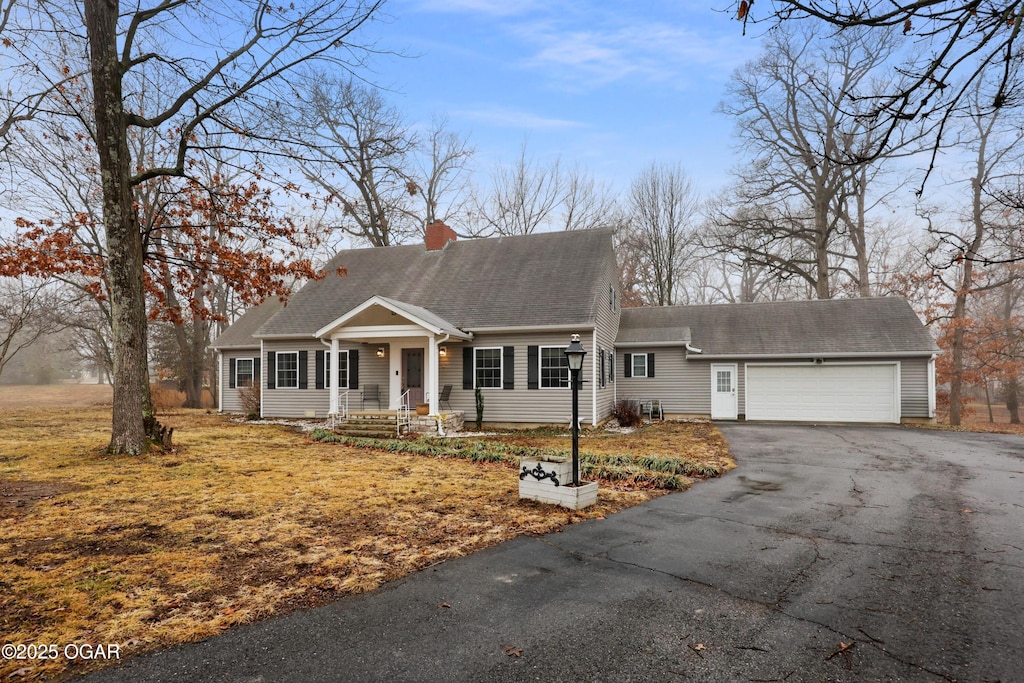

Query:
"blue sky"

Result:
[[366, 0, 762, 198]]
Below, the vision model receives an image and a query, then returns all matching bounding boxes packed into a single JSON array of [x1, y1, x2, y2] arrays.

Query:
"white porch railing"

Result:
[[397, 389, 411, 436], [328, 391, 349, 429]]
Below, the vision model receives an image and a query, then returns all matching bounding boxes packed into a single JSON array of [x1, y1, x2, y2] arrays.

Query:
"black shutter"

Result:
[[254, 358, 261, 387], [599, 349, 605, 388], [527, 345, 539, 390], [298, 350, 308, 389], [315, 350, 325, 390], [463, 347, 474, 390], [266, 352, 276, 389], [349, 349, 359, 389], [624, 353, 632, 378], [648, 353, 655, 378], [502, 346, 514, 390], [229, 358, 236, 389], [609, 353, 614, 383]]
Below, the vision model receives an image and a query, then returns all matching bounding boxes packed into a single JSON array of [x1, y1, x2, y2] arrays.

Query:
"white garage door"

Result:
[[745, 364, 899, 423]]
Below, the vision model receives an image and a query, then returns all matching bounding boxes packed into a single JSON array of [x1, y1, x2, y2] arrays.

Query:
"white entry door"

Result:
[[711, 364, 738, 420]]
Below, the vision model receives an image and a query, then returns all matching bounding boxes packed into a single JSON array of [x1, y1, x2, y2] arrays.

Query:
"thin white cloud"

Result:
[[517, 19, 756, 89], [453, 105, 583, 130]]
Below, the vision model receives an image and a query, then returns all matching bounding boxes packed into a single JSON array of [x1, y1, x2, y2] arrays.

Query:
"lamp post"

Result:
[[564, 334, 587, 486]]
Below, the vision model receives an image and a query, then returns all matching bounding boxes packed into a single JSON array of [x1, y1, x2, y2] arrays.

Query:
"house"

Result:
[[212, 223, 939, 428]]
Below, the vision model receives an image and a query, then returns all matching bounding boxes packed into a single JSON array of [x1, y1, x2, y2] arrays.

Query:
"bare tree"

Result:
[[738, 0, 1024, 179], [560, 165, 620, 232], [714, 23, 920, 299], [474, 141, 563, 236], [0, 0, 385, 453], [624, 163, 701, 306], [408, 115, 475, 229], [0, 277, 69, 381], [282, 73, 416, 247]]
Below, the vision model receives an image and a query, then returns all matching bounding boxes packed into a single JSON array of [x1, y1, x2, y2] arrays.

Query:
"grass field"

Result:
[[0, 385, 732, 681]]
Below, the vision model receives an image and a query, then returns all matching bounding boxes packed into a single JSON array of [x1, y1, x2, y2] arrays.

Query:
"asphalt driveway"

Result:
[[86, 425, 1024, 682]]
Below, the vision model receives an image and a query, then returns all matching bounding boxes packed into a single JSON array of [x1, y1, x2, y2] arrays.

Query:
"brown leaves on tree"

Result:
[[903, 17, 912, 34], [738, 0, 750, 21], [0, 171, 325, 329]]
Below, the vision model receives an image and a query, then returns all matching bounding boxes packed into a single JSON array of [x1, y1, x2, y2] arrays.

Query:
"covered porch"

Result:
[[315, 296, 472, 430]]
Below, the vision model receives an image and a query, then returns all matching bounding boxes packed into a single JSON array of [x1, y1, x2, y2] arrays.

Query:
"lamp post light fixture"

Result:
[[564, 333, 587, 486]]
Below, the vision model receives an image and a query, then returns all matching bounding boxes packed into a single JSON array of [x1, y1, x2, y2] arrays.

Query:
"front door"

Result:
[[402, 349, 424, 405], [711, 364, 738, 420]]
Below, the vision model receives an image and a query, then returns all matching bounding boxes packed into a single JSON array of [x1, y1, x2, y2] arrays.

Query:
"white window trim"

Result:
[[235, 357, 256, 388], [632, 353, 649, 378], [325, 350, 350, 389], [277, 351, 299, 389], [474, 347, 503, 390], [539, 345, 570, 389]]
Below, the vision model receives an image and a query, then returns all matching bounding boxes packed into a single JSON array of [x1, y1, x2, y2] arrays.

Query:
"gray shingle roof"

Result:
[[211, 297, 284, 349], [618, 298, 938, 356], [247, 228, 615, 339]]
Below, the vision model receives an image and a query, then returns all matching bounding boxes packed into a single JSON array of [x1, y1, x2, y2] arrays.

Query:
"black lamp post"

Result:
[[564, 334, 587, 486]]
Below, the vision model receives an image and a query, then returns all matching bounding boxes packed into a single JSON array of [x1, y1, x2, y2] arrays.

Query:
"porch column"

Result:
[[329, 338, 339, 414], [428, 335, 439, 416]]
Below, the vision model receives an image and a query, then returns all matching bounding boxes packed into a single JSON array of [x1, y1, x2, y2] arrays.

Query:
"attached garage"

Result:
[[745, 363, 899, 423]]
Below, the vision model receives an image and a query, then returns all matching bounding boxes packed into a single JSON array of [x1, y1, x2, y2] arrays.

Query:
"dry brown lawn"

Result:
[[0, 388, 733, 681]]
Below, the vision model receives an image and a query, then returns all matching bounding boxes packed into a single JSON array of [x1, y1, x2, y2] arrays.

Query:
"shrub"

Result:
[[612, 399, 643, 428], [238, 383, 261, 420]]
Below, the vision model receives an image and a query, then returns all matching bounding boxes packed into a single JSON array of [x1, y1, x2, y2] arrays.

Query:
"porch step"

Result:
[[332, 411, 408, 439]]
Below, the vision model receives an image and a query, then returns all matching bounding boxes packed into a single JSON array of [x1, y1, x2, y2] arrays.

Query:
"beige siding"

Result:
[[617, 348, 713, 414], [592, 264, 622, 423], [900, 356, 931, 418], [220, 350, 260, 414], [439, 331, 600, 425], [261, 341, 388, 418]]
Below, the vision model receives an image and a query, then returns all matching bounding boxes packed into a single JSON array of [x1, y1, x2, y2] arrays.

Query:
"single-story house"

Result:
[[212, 223, 939, 428]]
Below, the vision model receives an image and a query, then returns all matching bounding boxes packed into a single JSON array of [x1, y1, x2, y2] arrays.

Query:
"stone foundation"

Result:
[[408, 411, 465, 435]]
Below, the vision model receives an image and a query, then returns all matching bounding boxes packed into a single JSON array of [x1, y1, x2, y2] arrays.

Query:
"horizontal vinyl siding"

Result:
[[617, 347, 714, 415], [593, 267, 621, 423], [262, 342, 387, 418], [900, 356, 930, 418], [440, 332, 598, 425], [354, 349, 390, 410], [220, 350, 260, 414], [261, 342, 326, 418]]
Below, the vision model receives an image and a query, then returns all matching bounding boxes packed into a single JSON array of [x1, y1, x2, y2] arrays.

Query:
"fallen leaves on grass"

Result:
[[1, 407, 705, 681]]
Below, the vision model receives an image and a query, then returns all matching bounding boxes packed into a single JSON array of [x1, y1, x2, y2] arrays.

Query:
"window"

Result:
[[599, 349, 606, 388], [325, 351, 349, 388], [609, 284, 616, 311], [632, 353, 648, 378], [716, 370, 732, 393], [475, 348, 502, 388], [235, 358, 255, 388], [609, 350, 615, 383], [540, 346, 569, 388], [277, 352, 299, 389]]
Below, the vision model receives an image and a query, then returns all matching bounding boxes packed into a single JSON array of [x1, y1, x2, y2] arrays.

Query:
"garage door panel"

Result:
[[745, 364, 897, 423]]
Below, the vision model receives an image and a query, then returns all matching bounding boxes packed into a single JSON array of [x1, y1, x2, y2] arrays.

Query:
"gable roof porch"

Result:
[[315, 296, 472, 416]]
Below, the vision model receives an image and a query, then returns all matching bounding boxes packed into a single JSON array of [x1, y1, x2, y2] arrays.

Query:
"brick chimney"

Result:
[[425, 220, 457, 251]]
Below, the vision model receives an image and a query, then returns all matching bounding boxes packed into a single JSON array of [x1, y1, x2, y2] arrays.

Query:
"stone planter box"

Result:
[[518, 458, 598, 510]]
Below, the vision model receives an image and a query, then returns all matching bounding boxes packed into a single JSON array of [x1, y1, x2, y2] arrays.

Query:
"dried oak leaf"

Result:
[[502, 644, 523, 657]]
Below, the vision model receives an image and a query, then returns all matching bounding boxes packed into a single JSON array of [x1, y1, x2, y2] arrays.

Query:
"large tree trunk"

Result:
[[85, 0, 152, 454]]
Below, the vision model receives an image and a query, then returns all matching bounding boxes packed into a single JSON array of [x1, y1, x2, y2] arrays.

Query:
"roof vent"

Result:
[[425, 221, 457, 251]]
